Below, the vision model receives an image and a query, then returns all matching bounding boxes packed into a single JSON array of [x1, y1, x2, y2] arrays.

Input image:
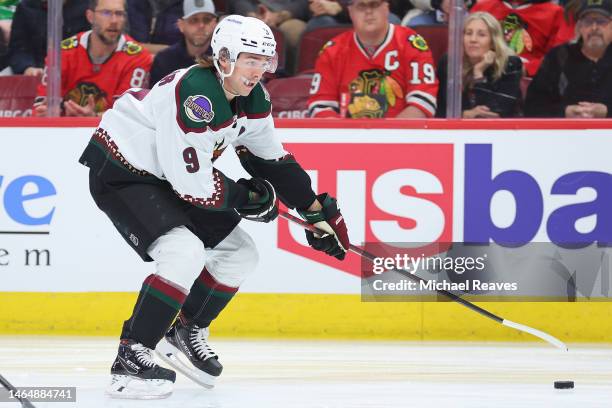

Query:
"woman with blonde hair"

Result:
[[436, 11, 523, 118]]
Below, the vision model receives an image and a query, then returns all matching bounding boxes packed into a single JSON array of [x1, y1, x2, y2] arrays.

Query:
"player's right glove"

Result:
[[236, 177, 278, 223], [298, 193, 349, 260]]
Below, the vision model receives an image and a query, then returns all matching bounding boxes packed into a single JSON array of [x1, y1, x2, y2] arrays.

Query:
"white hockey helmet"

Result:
[[211, 15, 278, 80]]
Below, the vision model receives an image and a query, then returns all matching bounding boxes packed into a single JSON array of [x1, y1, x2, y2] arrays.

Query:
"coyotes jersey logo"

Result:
[[347, 70, 403, 118], [503, 14, 534, 54]]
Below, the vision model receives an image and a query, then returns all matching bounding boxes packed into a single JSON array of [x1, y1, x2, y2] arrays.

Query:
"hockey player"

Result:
[[78, 15, 350, 399]]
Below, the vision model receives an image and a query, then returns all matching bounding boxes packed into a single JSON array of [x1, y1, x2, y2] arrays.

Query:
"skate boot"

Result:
[[156, 315, 222, 388], [106, 339, 176, 399]]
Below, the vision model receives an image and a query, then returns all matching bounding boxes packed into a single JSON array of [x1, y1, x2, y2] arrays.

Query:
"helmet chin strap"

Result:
[[214, 59, 241, 96]]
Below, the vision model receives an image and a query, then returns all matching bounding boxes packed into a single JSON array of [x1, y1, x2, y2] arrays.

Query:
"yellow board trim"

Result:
[[0, 293, 610, 342]]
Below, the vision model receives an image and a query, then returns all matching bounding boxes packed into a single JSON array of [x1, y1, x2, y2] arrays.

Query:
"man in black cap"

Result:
[[149, 0, 217, 85], [525, 0, 611, 117]]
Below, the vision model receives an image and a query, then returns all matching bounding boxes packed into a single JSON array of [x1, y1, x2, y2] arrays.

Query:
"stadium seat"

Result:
[[296, 25, 351, 74], [0, 75, 39, 117], [266, 74, 313, 118], [413, 25, 448, 66]]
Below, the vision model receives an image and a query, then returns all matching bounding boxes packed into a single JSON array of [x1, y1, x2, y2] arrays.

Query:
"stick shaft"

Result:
[[279, 210, 567, 350], [0, 373, 36, 408]]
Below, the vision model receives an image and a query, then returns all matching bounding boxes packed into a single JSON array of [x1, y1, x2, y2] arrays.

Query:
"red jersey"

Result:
[[470, 0, 564, 76], [307, 24, 438, 118], [37, 31, 152, 114]]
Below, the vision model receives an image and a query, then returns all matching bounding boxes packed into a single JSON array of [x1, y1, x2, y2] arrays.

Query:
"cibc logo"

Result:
[[0, 174, 57, 232], [278, 143, 454, 277]]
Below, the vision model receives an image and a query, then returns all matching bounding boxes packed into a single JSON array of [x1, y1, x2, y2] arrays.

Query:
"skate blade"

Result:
[[106, 374, 173, 400], [156, 339, 217, 389]]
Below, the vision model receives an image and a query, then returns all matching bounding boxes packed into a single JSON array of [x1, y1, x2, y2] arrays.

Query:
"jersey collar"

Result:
[[353, 23, 395, 60], [79, 30, 127, 52]]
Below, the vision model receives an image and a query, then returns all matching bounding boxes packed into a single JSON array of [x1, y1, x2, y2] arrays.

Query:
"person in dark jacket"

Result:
[[7, 0, 89, 75], [149, 0, 217, 85], [436, 11, 523, 118], [525, 0, 611, 118], [127, 0, 183, 55]]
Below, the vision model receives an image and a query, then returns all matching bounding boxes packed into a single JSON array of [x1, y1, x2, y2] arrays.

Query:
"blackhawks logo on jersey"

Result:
[[61, 36, 78, 50], [503, 14, 533, 54], [124, 41, 143, 56], [64, 82, 108, 113], [409, 34, 429, 52], [346, 69, 403, 118]]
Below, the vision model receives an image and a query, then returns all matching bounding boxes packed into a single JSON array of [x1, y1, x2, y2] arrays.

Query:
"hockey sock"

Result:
[[120, 274, 188, 348], [180, 268, 239, 328]]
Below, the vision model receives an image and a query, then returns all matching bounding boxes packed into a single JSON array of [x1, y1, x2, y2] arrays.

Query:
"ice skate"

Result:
[[156, 314, 223, 388], [106, 339, 176, 399]]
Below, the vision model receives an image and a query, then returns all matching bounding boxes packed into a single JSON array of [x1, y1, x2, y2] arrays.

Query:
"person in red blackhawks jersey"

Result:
[[33, 0, 152, 117], [307, 0, 439, 118], [470, 0, 564, 77], [78, 14, 350, 400]]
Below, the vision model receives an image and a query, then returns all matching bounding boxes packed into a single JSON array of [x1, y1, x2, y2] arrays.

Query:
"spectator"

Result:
[[8, 0, 89, 76], [306, 0, 402, 31], [308, 0, 438, 118], [255, 0, 310, 73], [404, 0, 448, 26], [150, 0, 217, 85], [0, 0, 18, 47], [33, 0, 152, 117], [470, 0, 564, 76], [436, 12, 522, 118], [525, 0, 611, 118], [552, 0, 579, 46], [127, 0, 183, 55]]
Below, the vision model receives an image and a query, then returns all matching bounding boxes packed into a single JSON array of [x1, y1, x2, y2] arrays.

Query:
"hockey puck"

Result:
[[554, 381, 574, 389]]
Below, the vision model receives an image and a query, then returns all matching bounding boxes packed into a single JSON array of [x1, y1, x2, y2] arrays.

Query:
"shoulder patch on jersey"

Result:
[[319, 40, 335, 55], [176, 67, 233, 133], [408, 34, 429, 52], [183, 95, 215, 123], [123, 41, 143, 55], [61, 36, 78, 50]]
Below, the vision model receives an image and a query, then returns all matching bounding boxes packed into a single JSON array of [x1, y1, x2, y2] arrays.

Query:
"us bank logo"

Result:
[[0, 174, 56, 267], [278, 143, 454, 277], [278, 143, 612, 277]]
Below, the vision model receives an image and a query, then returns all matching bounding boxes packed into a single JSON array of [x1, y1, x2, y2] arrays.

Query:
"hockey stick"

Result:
[[279, 210, 568, 351], [0, 373, 36, 408]]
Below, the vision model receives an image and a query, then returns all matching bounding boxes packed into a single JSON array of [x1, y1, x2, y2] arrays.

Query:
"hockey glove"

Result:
[[298, 193, 349, 260], [236, 178, 278, 223]]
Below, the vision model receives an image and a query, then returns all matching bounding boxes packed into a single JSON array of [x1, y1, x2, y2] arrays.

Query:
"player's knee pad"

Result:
[[208, 229, 259, 288], [147, 226, 206, 290]]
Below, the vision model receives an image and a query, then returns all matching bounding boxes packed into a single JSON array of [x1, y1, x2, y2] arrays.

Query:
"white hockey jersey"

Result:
[[91, 65, 286, 210]]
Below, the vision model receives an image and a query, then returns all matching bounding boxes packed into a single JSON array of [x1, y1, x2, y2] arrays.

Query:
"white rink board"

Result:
[[0, 126, 610, 292]]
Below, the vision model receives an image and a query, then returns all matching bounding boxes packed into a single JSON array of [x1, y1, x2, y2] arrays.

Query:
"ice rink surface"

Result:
[[0, 336, 610, 408]]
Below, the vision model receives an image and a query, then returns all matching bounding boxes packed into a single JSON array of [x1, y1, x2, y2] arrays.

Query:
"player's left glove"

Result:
[[298, 193, 349, 260], [236, 177, 278, 223]]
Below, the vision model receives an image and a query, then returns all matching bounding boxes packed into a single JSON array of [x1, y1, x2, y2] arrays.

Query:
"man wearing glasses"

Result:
[[150, 0, 218, 86], [525, 0, 611, 118], [33, 0, 152, 117], [307, 0, 438, 118]]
